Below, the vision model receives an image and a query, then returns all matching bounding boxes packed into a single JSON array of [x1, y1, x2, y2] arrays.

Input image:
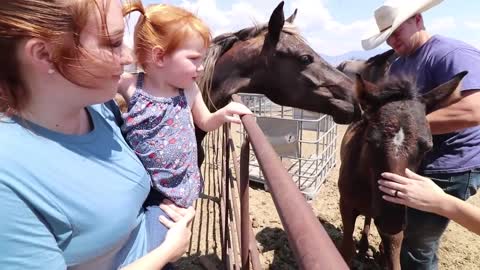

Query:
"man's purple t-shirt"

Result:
[[389, 35, 480, 174]]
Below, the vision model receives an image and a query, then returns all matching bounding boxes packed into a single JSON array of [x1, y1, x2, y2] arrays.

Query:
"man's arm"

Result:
[[427, 46, 480, 134], [427, 90, 480, 134]]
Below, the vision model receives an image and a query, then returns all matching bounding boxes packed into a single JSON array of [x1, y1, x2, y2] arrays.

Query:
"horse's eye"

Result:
[[299, 54, 313, 65]]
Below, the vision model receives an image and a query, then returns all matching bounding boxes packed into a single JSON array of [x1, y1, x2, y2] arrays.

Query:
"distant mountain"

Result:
[[320, 47, 390, 66]]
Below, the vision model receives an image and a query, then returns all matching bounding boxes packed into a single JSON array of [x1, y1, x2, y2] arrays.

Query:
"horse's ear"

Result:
[[420, 71, 467, 114], [355, 74, 378, 111], [286, 8, 297, 24], [266, 1, 285, 46]]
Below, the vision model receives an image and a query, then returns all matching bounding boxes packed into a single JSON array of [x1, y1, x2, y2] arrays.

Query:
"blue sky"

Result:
[[125, 0, 480, 57]]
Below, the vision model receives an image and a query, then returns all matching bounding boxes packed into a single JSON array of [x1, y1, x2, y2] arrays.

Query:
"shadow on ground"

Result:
[[254, 217, 382, 270], [175, 253, 222, 270]]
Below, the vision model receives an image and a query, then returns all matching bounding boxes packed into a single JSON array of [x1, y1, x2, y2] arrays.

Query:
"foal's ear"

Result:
[[266, 1, 285, 46], [355, 74, 379, 111], [286, 8, 298, 24], [420, 71, 468, 114]]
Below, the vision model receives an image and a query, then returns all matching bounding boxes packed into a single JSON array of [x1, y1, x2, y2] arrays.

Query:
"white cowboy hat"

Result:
[[361, 0, 443, 50]]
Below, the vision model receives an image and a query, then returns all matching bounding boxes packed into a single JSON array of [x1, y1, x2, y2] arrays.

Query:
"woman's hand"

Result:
[[378, 168, 448, 214], [158, 200, 195, 262]]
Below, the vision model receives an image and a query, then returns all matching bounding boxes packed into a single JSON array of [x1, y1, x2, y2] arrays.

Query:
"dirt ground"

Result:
[[177, 125, 480, 269]]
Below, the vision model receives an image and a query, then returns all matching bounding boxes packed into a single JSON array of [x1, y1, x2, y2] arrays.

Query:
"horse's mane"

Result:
[[198, 22, 301, 109]]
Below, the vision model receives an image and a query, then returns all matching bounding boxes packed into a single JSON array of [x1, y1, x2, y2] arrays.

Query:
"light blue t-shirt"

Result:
[[0, 103, 152, 269]]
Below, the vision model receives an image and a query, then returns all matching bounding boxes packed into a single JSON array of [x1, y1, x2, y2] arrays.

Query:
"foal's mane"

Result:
[[198, 22, 301, 109], [365, 77, 419, 108], [365, 49, 396, 67]]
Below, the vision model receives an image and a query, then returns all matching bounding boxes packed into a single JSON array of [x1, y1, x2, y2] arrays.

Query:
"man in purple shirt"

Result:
[[362, 1, 480, 269]]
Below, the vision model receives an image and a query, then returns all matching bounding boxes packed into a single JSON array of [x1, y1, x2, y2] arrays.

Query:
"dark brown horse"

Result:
[[338, 71, 467, 269], [336, 49, 397, 83], [196, 1, 357, 165]]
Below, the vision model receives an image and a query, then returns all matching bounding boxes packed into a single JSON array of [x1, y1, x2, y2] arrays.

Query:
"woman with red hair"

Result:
[[0, 1, 192, 269]]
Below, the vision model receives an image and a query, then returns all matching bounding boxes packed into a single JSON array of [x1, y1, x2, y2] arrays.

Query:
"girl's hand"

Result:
[[219, 102, 252, 124], [378, 168, 447, 214], [158, 200, 195, 262]]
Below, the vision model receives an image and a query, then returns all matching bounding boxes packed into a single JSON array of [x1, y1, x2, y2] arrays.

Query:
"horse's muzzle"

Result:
[[330, 99, 356, 124]]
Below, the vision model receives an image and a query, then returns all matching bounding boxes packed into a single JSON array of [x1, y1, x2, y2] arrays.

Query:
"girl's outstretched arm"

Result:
[[190, 84, 251, 132]]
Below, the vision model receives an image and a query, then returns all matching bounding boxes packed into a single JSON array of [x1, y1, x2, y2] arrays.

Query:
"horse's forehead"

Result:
[[230, 30, 309, 53], [279, 32, 309, 48]]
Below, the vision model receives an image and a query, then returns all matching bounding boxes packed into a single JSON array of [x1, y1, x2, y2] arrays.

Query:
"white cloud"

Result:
[[464, 20, 480, 29], [174, 0, 377, 56], [123, 1, 471, 56], [123, 0, 377, 56], [178, 0, 269, 36], [281, 0, 379, 56], [428, 16, 456, 33], [123, 15, 138, 48]]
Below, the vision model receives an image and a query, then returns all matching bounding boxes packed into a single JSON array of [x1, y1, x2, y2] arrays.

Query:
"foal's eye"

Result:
[[299, 54, 314, 65]]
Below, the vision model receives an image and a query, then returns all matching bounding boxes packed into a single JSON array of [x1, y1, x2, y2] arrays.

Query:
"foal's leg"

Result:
[[378, 231, 403, 270], [358, 216, 371, 256], [339, 199, 358, 265], [376, 221, 403, 270]]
